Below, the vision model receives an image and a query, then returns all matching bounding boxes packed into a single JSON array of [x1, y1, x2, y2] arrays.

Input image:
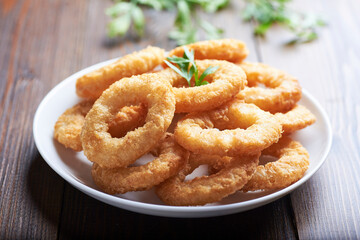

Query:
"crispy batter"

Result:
[[56, 41, 315, 205], [108, 104, 148, 138], [275, 104, 316, 134], [158, 60, 247, 113], [81, 73, 175, 168], [54, 101, 148, 151], [76, 46, 165, 99], [92, 133, 189, 194], [156, 152, 259, 206], [242, 136, 310, 192], [54, 100, 94, 151], [237, 62, 302, 113], [162, 39, 249, 68], [174, 100, 283, 156]]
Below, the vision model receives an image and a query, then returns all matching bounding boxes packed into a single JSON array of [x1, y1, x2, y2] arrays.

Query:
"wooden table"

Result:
[[1, 0, 359, 239]]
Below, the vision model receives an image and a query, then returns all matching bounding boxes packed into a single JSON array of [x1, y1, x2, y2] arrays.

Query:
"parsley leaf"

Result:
[[164, 47, 219, 87]]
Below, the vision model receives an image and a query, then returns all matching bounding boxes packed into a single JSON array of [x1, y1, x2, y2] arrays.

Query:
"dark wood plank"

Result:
[[0, 79, 63, 239], [59, 186, 297, 240], [0, 0, 91, 238], [255, 0, 360, 239]]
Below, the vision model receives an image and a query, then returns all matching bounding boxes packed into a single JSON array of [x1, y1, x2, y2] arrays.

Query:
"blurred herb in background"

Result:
[[106, 0, 325, 45], [106, 0, 228, 45], [242, 0, 326, 44], [168, 0, 228, 45]]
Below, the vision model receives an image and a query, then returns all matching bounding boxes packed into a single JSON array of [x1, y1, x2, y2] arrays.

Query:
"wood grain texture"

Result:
[[58, 187, 298, 239], [0, 0, 65, 238], [0, 0, 359, 239]]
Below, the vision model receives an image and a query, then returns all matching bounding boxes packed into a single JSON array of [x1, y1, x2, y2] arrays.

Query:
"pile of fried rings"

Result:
[[54, 39, 316, 206]]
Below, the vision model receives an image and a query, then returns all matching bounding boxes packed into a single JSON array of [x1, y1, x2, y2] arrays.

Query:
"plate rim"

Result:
[[33, 59, 333, 218]]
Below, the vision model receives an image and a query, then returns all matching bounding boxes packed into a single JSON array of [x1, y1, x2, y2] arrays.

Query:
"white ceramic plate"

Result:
[[33, 58, 332, 218]]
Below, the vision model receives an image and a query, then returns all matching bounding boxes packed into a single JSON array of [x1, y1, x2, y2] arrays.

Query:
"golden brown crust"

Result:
[[54, 41, 315, 205], [54, 101, 148, 151], [81, 73, 175, 168], [242, 136, 310, 192], [92, 133, 189, 194], [162, 39, 249, 68], [108, 104, 148, 138], [76, 46, 165, 99], [174, 100, 283, 157], [158, 60, 247, 113], [156, 152, 259, 206], [54, 100, 94, 151], [236, 62, 302, 113], [274, 104, 316, 134]]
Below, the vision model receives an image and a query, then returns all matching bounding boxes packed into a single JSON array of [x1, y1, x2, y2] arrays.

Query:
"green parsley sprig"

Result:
[[164, 47, 219, 87]]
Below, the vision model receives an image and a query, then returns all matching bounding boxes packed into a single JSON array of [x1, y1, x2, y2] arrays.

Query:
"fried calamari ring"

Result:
[[76, 46, 165, 99], [53, 101, 148, 151], [155, 152, 259, 206], [91, 133, 189, 194], [275, 104, 316, 134], [162, 39, 249, 68], [54, 100, 94, 151], [236, 62, 302, 113], [81, 73, 175, 168], [159, 60, 247, 113], [174, 100, 283, 157], [108, 104, 148, 138], [242, 136, 309, 192]]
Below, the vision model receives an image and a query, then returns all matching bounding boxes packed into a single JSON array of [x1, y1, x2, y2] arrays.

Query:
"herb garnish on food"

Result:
[[164, 47, 219, 87]]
